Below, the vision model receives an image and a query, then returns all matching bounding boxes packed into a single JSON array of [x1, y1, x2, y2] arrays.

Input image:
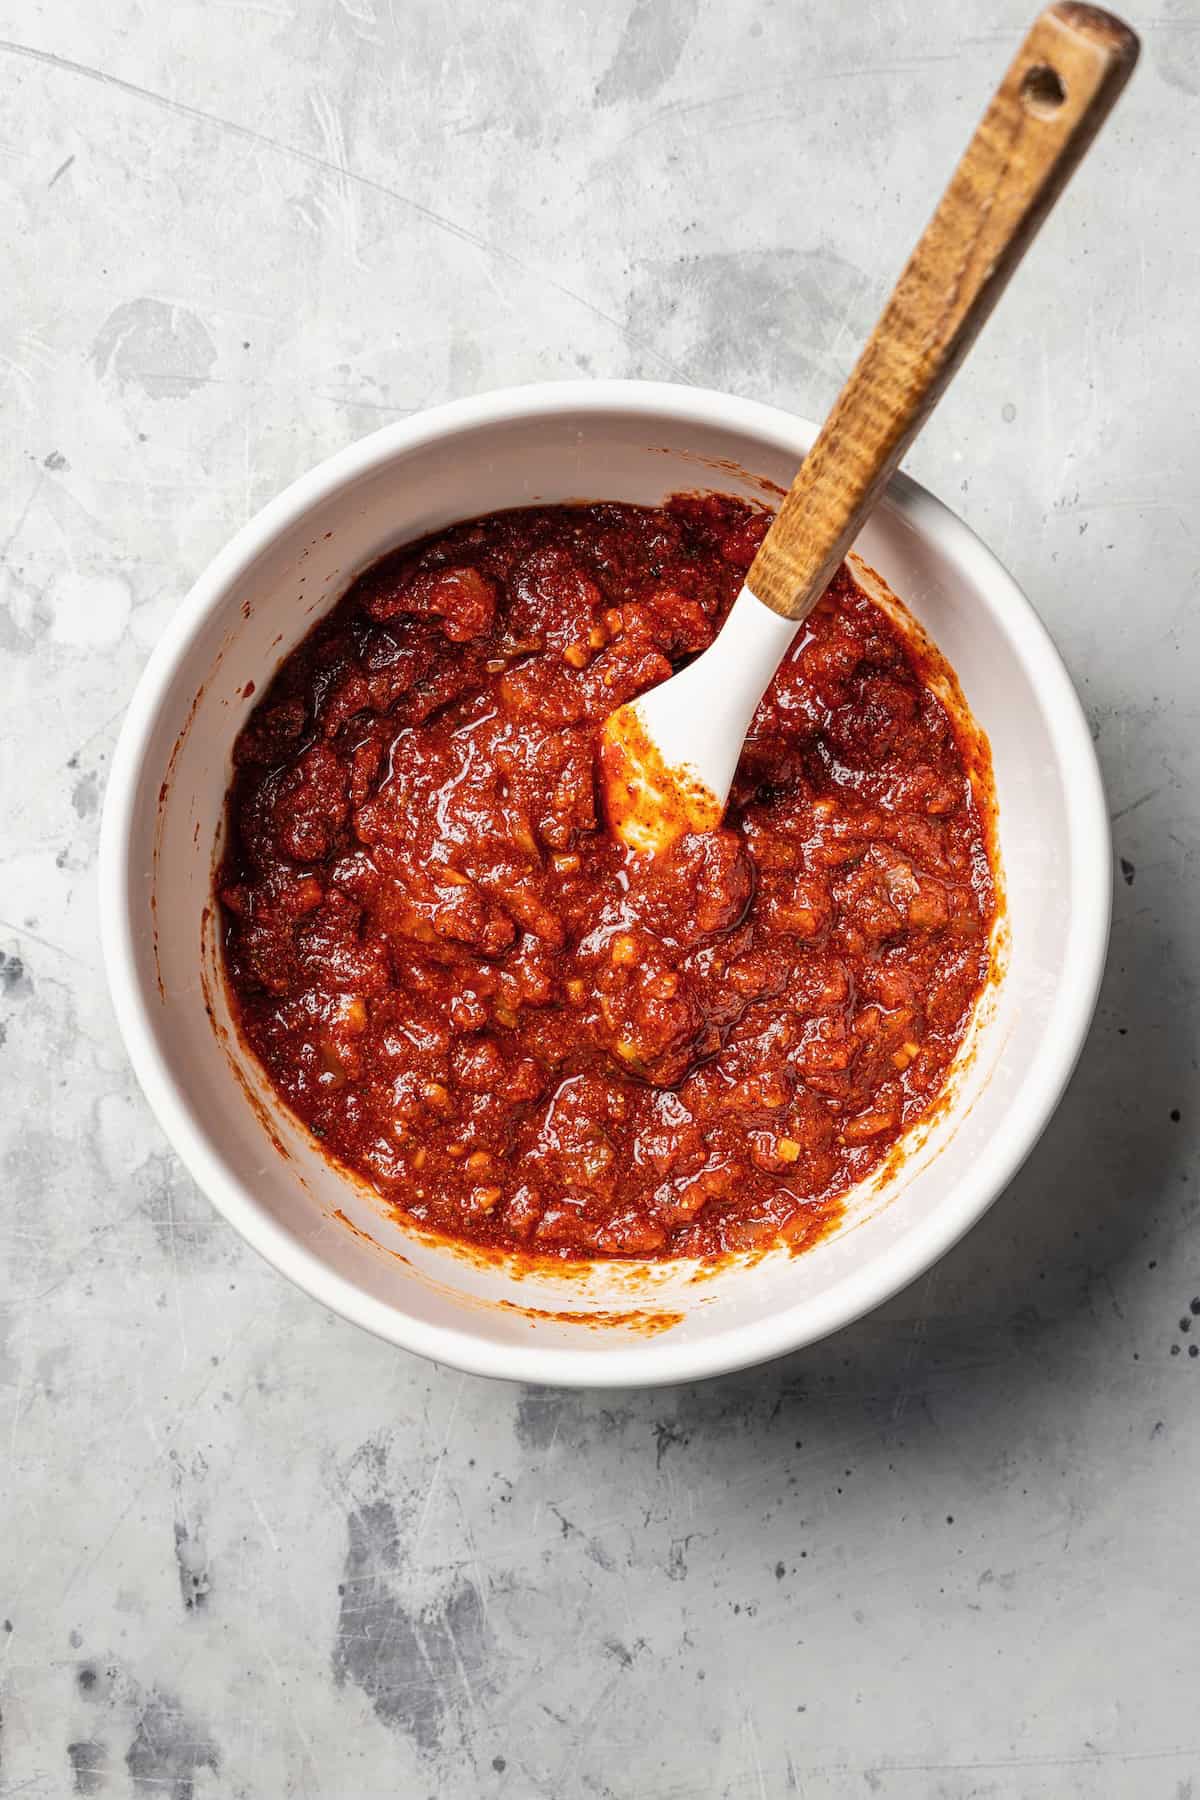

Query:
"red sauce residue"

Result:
[[599, 703, 721, 855], [649, 448, 789, 504], [201, 899, 296, 1167], [495, 1299, 684, 1334], [154, 680, 207, 1002], [328, 1209, 680, 1330], [216, 495, 997, 1264], [331, 1205, 410, 1260], [242, 680, 256, 699]]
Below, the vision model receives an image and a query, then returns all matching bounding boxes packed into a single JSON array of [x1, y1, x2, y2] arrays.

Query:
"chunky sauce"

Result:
[[219, 497, 995, 1261]]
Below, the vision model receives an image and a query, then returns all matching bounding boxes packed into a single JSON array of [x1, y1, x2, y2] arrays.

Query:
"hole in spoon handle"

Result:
[[1019, 62, 1068, 115]]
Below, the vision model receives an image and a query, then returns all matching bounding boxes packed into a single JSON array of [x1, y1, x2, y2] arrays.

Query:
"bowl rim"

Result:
[[99, 378, 1111, 1388]]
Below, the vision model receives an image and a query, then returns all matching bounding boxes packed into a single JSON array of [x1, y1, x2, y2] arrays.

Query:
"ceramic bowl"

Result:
[[100, 382, 1110, 1386]]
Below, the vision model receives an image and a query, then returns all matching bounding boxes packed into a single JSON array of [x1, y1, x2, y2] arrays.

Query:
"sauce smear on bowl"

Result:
[[218, 496, 995, 1260]]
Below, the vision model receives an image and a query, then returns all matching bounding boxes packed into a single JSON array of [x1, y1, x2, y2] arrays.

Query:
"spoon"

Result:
[[600, 3, 1138, 855]]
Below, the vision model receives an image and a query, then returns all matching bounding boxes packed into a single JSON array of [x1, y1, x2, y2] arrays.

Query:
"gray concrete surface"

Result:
[[2, 2, 1197, 1794]]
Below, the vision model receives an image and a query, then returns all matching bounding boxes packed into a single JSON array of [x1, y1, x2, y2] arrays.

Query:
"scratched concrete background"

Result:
[[1, 1, 1198, 1794]]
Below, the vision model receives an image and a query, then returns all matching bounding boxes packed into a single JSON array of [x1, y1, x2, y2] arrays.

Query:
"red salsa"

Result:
[[218, 496, 995, 1260]]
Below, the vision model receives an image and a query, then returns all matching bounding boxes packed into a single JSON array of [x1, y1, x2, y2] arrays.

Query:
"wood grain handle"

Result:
[[746, 3, 1139, 623]]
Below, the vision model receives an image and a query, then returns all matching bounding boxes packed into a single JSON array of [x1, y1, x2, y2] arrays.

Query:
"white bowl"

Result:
[[100, 382, 1110, 1387]]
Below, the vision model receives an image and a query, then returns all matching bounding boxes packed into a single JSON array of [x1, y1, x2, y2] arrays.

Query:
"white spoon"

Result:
[[600, 2, 1137, 855]]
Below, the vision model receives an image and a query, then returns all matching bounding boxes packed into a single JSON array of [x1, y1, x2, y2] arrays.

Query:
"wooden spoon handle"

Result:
[[746, 3, 1138, 623]]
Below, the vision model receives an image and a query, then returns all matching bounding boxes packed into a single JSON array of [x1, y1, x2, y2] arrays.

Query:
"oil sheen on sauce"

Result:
[[218, 495, 996, 1262]]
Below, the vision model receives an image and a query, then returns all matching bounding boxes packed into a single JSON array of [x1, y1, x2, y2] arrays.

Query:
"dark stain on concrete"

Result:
[[513, 1388, 634, 1454], [174, 1520, 211, 1612], [332, 1498, 493, 1753], [92, 298, 217, 401], [667, 1535, 692, 1581], [0, 576, 52, 658], [1154, 1, 1200, 95], [654, 1420, 691, 1467], [596, 0, 699, 106], [72, 771, 100, 819], [141, 1156, 219, 1261], [513, 1387, 570, 1452], [124, 1689, 219, 1800], [67, 1738, 107, 1794], [548, 1504, 616, 1572], [628, 246, 874, 406], [0, 953, 32, 1001]]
